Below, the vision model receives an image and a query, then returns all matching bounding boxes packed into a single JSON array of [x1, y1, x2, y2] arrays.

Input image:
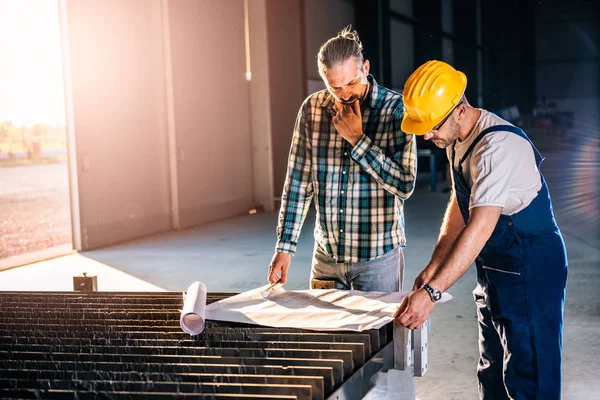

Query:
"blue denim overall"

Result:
[[451, 125, 568, 400]]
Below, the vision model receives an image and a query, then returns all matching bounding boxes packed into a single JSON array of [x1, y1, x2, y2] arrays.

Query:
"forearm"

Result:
[[428, 192, 465, 269], [351, 134, 416, 199], [276, 186, 313, 254], [428, 206, 502, 292]]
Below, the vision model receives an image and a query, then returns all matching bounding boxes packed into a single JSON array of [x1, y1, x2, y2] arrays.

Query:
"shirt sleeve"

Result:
[[350, 104, 417, 200], [468, 133, 534, 210], [275, 98, 314, 254]]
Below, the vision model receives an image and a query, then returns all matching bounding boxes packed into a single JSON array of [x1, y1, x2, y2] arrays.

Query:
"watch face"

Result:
[[433, 291, 442, 301]]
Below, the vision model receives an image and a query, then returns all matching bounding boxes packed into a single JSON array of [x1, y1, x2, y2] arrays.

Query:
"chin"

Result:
[[340, 98, 358, 105]]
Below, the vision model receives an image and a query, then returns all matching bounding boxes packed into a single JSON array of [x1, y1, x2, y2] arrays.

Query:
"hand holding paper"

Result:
[[181, 282, 452, 333], [261, 281, 284, 298]]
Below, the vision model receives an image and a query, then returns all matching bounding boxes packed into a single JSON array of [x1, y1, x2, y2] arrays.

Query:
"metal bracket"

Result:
[[393, 321, 412, 371], [327, 340, 394, 400], [393, 319, 429, 377], [413, 319, 428, 377]]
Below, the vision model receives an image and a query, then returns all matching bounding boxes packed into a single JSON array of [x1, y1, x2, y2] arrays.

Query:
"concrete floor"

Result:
[[1, 184, 598, 400]]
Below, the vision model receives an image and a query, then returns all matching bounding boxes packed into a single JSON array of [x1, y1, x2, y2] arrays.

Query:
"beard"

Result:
[[432, 138, 451, 149], [339, 96, 360, 105], [338, 81, 369, 105], [431, 119, 461, 148]]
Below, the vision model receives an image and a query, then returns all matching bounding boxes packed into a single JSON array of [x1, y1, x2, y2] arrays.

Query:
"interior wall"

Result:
[[61, 0, 171, 250], [535, 1, 600, 136], [248, 0, 275, 212], [389, 0, 412, 16], [481, 1, 536, 113], [390, 19, 414, 91], [453, 0, 479, 105], [167, 0, 255, 228], [303, 0, 355, 94], [413, 0, 442, 67], [266, 0, 306, 201], [62, 0, 257, 250]]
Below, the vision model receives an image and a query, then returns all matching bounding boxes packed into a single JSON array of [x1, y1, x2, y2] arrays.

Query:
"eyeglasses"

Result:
[[432, 101, 463, 131]]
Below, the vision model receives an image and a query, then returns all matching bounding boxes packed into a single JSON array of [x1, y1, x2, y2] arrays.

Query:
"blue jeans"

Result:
[[309, 243, 404, 292]]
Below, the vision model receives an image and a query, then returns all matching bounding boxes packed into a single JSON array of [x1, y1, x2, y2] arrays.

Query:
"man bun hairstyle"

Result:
[[318, 25, 364, 75]]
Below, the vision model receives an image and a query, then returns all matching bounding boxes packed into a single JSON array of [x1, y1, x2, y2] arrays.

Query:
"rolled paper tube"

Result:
[[262, 281, 284, 298], [180, 281, 207, 335]]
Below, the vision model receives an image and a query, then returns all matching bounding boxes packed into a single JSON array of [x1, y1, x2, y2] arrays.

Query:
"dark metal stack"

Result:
[[0, 291, 394, 399]]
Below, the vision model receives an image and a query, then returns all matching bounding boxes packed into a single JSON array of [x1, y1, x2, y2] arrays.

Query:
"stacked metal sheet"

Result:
[[0, 291, 394, 399]]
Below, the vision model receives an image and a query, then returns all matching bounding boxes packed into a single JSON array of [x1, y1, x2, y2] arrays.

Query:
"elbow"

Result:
[[397, 174, 417, 200], [398, 186, 415, 200]]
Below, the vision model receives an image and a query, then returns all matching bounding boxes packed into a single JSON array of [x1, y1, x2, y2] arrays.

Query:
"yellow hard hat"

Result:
[[401, 60, 467, 135]]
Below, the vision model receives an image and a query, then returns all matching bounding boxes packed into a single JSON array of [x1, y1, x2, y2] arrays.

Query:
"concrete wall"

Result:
[[390, 20, 414, 90], [61, 0, 256, 249], [266, 0, 306, 200], [248, 0, 275, 212], [61, 0, 171, 250], [167, 0, 255, 228], [390, 0, 419, 92]]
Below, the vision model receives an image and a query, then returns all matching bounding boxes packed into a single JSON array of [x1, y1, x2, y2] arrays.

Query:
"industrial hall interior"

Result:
[[0, 0, 598, 399]]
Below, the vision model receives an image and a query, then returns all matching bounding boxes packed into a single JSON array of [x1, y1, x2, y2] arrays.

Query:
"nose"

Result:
[[341, 87, 351, 100], [423, 132, 434, 140]]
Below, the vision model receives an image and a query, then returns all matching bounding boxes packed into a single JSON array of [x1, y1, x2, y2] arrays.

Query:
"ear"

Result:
[[455, 103, 467, 121], [363, 59, 370, 75]]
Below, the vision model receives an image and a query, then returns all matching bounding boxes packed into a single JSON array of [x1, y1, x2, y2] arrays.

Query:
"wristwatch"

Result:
[[423, 283, 442, 303]]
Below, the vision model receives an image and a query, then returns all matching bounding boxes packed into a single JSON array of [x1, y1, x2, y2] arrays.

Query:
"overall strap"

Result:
[[459, 125, 522, 166], [452, 124, 541, 171]]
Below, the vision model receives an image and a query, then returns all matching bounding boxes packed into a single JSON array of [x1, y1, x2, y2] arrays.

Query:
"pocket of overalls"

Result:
[[480, 252, 525, 292], [482, 217, 521, 256], [481, 264, 521, 275], [480, 218, 524, 280]]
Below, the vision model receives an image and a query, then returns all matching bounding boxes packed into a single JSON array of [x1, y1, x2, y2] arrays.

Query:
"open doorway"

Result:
[[0, 0, 73, 269]]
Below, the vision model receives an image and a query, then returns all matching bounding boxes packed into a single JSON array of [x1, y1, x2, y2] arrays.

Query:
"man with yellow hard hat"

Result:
[[393, 60, 568, 400]]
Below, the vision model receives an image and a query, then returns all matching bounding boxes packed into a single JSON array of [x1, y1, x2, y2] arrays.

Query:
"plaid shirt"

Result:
[[276, 76, 417, 263]]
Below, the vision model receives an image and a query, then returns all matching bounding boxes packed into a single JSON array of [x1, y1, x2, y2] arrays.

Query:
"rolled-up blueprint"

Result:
[[180, 281, 207, 335], [261, 281, 284, 298]]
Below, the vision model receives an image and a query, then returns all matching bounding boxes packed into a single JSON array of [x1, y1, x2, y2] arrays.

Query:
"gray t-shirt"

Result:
[[446, 110, 542, 215]]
